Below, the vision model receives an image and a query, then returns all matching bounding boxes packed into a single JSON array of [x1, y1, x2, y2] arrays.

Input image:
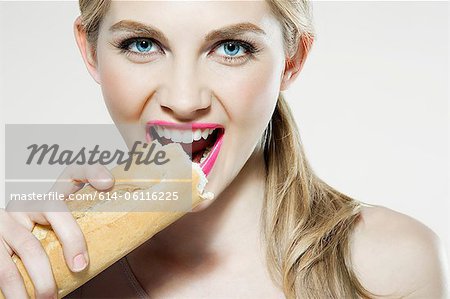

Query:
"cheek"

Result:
[[97, 50, 156, 123], [220, 60, 281, 133]]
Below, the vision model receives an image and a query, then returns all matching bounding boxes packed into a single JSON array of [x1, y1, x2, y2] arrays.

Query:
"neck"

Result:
[[147, 147, 267, 261]]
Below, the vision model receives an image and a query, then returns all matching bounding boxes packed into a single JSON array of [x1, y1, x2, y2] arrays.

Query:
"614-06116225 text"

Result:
[[83, 190, 180, 201]]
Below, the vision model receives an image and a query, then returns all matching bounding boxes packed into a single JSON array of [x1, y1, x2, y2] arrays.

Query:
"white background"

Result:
[[0, 1, 449, 267]]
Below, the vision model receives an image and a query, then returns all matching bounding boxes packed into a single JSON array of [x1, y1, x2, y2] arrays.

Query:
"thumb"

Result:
[[50, 164, 115, 197]]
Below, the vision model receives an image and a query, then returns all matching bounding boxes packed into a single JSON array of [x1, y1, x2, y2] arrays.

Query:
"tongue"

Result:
[[175, 139, 206, 156]]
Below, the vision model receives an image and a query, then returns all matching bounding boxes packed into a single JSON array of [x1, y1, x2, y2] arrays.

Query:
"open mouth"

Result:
[[145, 122, 224, 177]]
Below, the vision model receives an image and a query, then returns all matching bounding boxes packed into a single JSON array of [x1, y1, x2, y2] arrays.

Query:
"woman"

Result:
[[0, 0, 447, 298]]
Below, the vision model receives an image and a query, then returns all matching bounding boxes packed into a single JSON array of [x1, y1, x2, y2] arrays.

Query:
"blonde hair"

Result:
[[78, 0, 375, 297]]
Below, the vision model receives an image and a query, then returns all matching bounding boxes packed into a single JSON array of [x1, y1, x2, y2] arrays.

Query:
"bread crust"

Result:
[[0, 143, 208, 299]]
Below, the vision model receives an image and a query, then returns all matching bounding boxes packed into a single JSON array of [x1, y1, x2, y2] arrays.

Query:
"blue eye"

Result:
[[218, 41, 244, 57], [214, 40, 261, 64], [129, 39, 154, 53]]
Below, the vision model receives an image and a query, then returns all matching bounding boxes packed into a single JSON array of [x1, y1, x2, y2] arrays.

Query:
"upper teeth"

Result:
[[153, 126, 216, 143]]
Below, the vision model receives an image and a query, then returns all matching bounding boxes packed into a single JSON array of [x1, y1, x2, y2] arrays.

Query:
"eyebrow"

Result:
[[109, 20, 266, 45]]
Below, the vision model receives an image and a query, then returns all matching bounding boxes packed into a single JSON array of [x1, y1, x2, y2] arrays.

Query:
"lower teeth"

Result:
[[198, 146, 213, 164]]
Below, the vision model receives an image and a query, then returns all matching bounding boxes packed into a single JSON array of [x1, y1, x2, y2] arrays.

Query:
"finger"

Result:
[[5, 212, 48, 257], [8, 212, 35, 231], [82, 164, 115, 190], [7, 209, 51, 230], [44, 202, 89, 272], [1, 238, 13, 257], [8, 202, 89, 272], [0, 239, 28, 299], [0, 215, 57, 299], [0, 211, 15, 256], [50, 164, 114, 197]]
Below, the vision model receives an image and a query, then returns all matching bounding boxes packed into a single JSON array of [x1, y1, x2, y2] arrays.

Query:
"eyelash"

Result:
[[111, 35, 261, 64]]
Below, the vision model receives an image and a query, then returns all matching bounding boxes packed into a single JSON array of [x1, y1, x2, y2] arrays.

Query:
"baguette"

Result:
[[0, 142, 212, 299]]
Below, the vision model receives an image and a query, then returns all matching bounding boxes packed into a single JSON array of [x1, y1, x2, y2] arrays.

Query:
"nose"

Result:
[[158, 59, 211, 120]]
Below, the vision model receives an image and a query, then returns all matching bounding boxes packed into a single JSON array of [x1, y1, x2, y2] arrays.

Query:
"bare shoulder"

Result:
[[349, 204, 449, 298]]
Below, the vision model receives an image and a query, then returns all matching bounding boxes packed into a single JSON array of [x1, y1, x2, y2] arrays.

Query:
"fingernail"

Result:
[[72, 253, 87, 272], [96, 169, 114, 184]]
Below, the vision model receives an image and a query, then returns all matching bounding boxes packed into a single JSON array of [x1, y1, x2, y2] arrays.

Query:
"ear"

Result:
[[280, 35, 314, 91], [74, 16, 101, 84]]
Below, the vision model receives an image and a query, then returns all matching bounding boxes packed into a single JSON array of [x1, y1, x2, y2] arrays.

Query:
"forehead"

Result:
[[103, 1, 280, 41]]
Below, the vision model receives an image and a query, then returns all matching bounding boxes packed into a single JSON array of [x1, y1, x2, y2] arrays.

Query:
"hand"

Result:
[[0, 164, 114, 299]]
